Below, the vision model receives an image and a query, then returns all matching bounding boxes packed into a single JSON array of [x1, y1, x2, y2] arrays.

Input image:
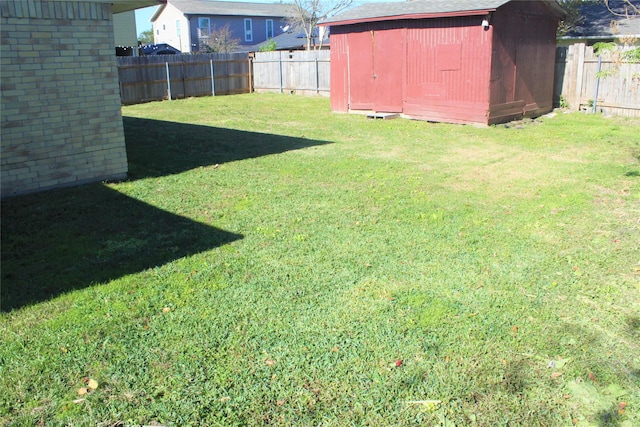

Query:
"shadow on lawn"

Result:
[[123, 117, 332, 179], [2, 119, 330, 311], [0, 184, 242, 312]]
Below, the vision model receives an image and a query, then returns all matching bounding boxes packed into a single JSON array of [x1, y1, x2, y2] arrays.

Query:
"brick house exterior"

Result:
[[0, 0, 159, 197]]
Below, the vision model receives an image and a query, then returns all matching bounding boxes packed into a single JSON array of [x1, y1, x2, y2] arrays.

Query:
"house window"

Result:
[[244, 18, 253, 42], [176, 20, 181, 38], [198, 17, 210, 38], [266, 19, 274, 39]]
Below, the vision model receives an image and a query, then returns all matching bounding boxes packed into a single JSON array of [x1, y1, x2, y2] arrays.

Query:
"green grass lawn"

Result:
[[1, 94, 639, 426]]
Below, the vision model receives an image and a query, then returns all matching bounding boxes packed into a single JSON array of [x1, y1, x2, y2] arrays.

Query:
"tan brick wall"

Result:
[[1, 0, 128, 197]]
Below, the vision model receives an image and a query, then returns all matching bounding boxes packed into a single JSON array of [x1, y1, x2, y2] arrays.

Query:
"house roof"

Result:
[[151, 0, 290, 21], [563, 0, 640, 38], [44, 0, 163, 14], [141, 43, 182, 55], [320, 0, 565, 26], [249, 27, 329, 51]]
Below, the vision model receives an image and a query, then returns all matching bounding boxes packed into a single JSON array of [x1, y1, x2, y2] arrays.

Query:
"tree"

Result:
[[138, 29, 154, 45], [603, 0, 639, 17], [204, 24, 240, 53], [286, 0, 353, 50], [593, 1, 639, 79], [557, 0, 585, 36], [557, 0, 639, 35], [258, 39, 277, 52]]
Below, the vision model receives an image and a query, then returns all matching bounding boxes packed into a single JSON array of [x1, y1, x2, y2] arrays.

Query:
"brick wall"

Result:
[[1, 0, 128, 197]]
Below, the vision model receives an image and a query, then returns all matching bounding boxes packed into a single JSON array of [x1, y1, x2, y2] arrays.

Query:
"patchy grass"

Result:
[[1, 94, 639, 426]]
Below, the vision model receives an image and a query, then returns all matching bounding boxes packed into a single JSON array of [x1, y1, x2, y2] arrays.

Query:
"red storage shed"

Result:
[[320, 0, 565, 125]]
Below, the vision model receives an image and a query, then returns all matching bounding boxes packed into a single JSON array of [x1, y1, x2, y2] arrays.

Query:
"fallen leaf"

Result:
[[563, 394, 571, 399], [619, 401, 627, 410], [87, 379, 98, 390], [219, 396, 230, 402], [265, 359, 276, 366], [77, 387, 88, 396], [162, 307, 171, 313], [549, 357, 571, 369], [331, 347, 339, 352], [588, 372, 597, 382], [406, 400, 441, 412], [604, 383, 627, 399], [72, 398, 86, 404], [276, 399, 285, 406], [551, 372, 563, 380]]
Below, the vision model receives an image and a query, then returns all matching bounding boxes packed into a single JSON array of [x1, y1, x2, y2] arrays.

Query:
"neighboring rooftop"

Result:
[[321, 0, 565, 26], [141, 43, 181, 55], [564, 0, 640, 38], [250, 27, 329, 51], [151, 0, 290, 20]]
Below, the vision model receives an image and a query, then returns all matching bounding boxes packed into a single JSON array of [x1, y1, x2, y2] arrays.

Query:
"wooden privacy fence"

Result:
[[117, 45, 638, 118], [252, 50, 330, 96], [117, 53, 251, 104], [555, 43, 640, 117]]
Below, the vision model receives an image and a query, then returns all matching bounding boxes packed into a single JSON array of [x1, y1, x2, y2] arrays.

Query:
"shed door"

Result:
[[347, 31, 374, 110], [348, 28, 404, 113], [371, 28, 404, 112]]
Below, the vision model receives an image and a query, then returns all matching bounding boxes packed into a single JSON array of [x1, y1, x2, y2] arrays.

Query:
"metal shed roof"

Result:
[[320, 0, 565, 26], [151, 0, 290, 20]]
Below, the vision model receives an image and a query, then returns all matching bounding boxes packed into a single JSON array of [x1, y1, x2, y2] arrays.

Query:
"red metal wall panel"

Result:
[[489, 1, 560, 123], [329, 30, 349, 112], [346, 30, 375, 110], [371, 27, 405, 112], [403, 16, 493, 123]]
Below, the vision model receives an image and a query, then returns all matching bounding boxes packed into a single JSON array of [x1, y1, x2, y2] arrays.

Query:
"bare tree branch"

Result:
[[204, 24, 240, 53], [603, 0, 640, 18], [287, 0, 353, 50]]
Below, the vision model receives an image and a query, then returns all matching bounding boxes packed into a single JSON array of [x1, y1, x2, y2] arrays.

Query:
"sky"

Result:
[[134, 0, 407, 36]]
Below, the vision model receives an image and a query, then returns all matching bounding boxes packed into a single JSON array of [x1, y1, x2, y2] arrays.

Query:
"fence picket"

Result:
[[252, 50, 330, 96], [554, 43, 639, 117], [117, 53, 251, 104]]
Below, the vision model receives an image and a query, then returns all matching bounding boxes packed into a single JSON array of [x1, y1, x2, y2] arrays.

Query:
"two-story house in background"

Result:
[[151, 0, 290, 52]]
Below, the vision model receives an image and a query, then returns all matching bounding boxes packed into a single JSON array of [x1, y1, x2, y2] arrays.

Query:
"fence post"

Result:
[[593, 54, 602, 114], [165, 62, 172, 101], [574, 43, 586, 110], [279, 52, 283, 94], [315, 55, 319, 94], [210, 59, 216, 96], [248, 54, 253, 93], [181, 60, 186, 98]]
